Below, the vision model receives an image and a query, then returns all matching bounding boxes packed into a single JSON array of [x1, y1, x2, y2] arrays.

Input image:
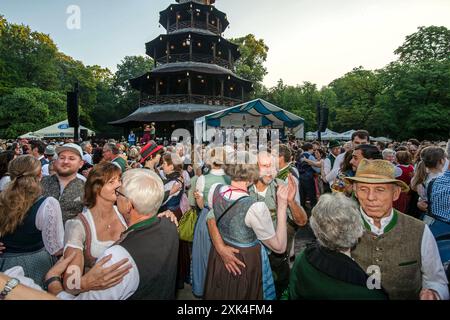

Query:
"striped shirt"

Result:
[[431, 169, 450, 222]]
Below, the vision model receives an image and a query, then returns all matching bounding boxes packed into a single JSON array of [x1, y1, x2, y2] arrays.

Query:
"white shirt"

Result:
[[35, 197, 65, 255], [41, 164, 50, 177], [322, 157, 332, 182], [57, 245, 140, 300], [360, 208, 449, 300], [331, 152, 346, 174], [207, 183, 275, 241], [82, 153, 93, 165], [195, 168, 226, 197], [253, 184, 269, 198]]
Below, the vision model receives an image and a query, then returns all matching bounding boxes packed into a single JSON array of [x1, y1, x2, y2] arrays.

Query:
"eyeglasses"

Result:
[[115, 188, 127, 199]]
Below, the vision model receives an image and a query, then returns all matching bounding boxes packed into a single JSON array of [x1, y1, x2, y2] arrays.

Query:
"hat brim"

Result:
[[344, 176, 410, 192], [140, 145, 163, 164], [55, 146, 83, 158]]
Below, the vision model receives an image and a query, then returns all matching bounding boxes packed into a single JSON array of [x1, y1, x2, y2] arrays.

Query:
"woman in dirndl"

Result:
[[0, 155, 64, 287], [203, 152, 290, 300]]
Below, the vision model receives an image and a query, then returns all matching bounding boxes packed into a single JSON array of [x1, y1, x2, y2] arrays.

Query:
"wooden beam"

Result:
[[188, 76, 192, 97], [220, 79, 224, 104], [166, 41, 170, 63]]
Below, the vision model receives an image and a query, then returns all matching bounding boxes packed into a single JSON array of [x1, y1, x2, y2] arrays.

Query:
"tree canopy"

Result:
[[0, 14, 448, 141]]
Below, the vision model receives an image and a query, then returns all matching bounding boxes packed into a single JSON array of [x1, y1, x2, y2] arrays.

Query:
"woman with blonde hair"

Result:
[[0, 155, 64, 286]]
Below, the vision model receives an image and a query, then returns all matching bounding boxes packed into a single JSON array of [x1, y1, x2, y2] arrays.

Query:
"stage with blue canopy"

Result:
[[194, 99, 305, 141]]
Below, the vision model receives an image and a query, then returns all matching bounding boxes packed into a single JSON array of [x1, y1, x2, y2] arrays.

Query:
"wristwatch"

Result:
[[0, 278, 20, 300]]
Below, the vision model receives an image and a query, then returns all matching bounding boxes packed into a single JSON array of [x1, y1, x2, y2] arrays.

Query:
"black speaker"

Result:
[[80, 129, 88, 141], [319, 107, 329, 132], [67, 91, 79, 128]]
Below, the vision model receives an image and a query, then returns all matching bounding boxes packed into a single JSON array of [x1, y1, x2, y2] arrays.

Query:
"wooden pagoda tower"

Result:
[[111, 0, 253, 138]]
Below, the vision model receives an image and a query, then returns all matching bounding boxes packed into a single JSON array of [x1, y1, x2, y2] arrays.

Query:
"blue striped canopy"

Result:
[[204, 99, 305, 128]]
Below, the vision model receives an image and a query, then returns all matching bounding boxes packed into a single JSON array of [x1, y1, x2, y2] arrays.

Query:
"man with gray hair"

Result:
[[103, 143, 126, 172], [382, 148, 396, 163], [46, 169, 179, 300], [80, 141, 93, 165]]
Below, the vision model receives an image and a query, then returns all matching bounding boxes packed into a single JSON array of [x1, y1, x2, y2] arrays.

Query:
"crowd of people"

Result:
[[0, 128, 449, 300]]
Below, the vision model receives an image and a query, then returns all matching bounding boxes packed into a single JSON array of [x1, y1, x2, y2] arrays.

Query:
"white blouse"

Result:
[[64, 206, 127, 259], [35, 197, 65, 255]]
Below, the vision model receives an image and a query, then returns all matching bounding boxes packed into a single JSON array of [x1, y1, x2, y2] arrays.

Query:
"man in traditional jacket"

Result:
[[346, 159, 449, 300]]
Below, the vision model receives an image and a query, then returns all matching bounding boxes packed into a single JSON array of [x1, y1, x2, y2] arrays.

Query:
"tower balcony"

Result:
[[168, 20, 220, 35], [156, 53, 233, 70], [139, 94, 241, 108]]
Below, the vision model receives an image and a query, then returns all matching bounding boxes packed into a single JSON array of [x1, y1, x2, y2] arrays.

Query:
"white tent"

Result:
[[19, 132, 44, 139], [305, 128, 341, 141], [372, 136, 393, 143], [337, 129, 356, 141], [19, 120, 95, 139]]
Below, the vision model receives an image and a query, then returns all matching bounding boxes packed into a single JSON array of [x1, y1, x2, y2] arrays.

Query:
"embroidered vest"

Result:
[[351, 210, 424, 300]]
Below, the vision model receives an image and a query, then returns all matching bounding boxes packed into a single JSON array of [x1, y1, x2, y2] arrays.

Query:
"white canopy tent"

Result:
[[19, 120, 95, 139], [305, 128, 341, 141]]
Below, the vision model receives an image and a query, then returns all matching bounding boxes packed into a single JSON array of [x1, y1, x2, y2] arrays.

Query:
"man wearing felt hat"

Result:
[[345, 159, 449, 300]]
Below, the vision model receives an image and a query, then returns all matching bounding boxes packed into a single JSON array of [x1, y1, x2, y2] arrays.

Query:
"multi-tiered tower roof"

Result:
[[112, 0, 253, 132]]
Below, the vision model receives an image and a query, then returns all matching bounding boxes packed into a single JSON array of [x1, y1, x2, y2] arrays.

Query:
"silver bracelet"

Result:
[[0, 278, 20, 300]]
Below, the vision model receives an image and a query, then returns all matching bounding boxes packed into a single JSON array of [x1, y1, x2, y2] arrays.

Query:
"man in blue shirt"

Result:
[[128, 131, 136, 146]]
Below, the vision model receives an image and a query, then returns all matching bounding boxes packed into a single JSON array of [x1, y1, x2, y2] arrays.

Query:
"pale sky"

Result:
[[1, 0, 449, 88]]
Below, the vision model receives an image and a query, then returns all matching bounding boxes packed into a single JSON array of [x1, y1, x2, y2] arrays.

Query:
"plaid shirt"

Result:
[[431, 169, 450, 222]]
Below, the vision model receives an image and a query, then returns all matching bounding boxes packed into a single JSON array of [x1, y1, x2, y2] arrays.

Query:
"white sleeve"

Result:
[[293, 176, 301, 206], [162, 180, 179, 205], [41, 164, 49, 177], [35, 197, 64, 255], [323, 158, 331, 176], [63, 219, 86, 252], [183, 171, 191, 189], [57, 245, 139, 300], [421, 225, 449, 300], [326, 167, 340, 185], [244, 202, 276, 241], [207, 183, 221, 209], [196, 175, 206, 196], [332, 153, 344, 172]]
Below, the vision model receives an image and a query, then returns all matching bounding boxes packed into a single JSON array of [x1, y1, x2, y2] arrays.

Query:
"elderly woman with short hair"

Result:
[[282, 193, 388, 300]]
